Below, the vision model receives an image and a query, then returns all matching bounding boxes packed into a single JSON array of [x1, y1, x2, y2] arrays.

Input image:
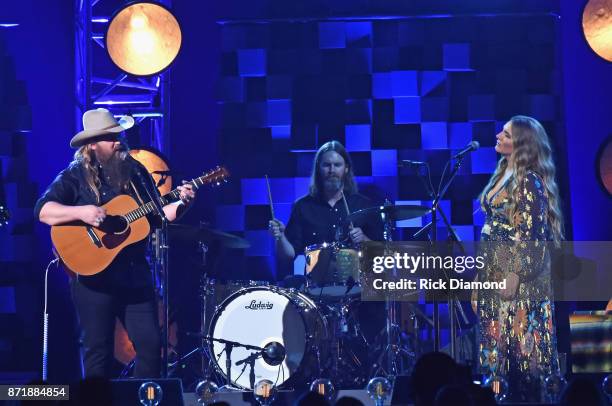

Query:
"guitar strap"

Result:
[[129, 180, 146, 206]]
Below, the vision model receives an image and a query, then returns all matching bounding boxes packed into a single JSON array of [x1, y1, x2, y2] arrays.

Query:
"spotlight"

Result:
[[105, 1, 182, 76], [582, 0, 612, 62]]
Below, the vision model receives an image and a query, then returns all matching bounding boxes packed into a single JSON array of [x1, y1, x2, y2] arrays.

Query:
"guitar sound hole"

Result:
[[100, 215, 129, 235]]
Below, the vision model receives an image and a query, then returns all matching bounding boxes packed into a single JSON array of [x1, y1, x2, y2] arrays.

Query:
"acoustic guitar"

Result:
[[50, 166, 229, 276]]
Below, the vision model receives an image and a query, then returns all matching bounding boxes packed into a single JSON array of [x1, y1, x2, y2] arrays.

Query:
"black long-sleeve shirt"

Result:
[[34, 157, 160, 291], [284, 192, 383, 256]]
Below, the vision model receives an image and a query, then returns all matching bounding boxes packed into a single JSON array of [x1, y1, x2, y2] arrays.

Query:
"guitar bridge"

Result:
[[86, 226, 103, 248]]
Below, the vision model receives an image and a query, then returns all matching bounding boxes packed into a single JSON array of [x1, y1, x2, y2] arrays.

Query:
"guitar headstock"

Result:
[[0, 205, 9, 228], [199, 166, 230, 187]]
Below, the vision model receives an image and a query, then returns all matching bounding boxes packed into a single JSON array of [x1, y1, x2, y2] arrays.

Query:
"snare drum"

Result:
[[304, 242, 361, 298], [208, 286, 328, 389]]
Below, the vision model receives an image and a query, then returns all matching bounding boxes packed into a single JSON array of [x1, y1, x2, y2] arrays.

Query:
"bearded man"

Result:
[[35, 108, 196, 378], [268, 140, 380, 265]]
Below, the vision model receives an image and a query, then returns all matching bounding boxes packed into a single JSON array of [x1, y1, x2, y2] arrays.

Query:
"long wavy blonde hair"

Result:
[[73, 145, 103, 204], [479, 115, 564, 243]]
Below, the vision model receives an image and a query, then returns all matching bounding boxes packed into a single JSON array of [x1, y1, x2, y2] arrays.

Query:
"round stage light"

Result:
[[105, 1, 182, 76], [582, 0, 612, 62], [596, 136, 612, 196]]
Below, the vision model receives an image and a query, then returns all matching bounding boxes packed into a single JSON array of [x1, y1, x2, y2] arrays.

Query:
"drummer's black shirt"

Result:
[[34, 156, 161, 291], [284, 192, 383, 256]]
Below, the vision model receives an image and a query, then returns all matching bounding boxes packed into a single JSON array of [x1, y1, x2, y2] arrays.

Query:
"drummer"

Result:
[[268, 140, 382, 268]]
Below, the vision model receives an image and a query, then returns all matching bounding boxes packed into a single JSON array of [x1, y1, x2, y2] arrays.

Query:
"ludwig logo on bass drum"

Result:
[[244, 300, 274, 310]]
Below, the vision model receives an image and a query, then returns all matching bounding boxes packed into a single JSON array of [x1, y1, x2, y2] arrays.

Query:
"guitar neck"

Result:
[[123, 174, 215, 224]]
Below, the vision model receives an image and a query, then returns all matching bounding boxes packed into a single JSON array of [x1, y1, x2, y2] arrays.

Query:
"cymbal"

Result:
[[168, 224, 250, 249], [347, 205, 431, 224]]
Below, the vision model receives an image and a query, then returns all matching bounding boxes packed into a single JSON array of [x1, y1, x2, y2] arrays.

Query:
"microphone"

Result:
[[235, 342, 286, 367], [261, 341, 286, 366], [399, 160, 427, 167], [452, 141, 479, 159]]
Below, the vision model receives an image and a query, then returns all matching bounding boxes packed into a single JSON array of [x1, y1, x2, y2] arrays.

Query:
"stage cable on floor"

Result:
[[42, 257, 60, 381]]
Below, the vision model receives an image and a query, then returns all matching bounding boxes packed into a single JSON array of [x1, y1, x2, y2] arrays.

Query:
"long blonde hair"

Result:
[[73, 145, 102, 204], [480, 115, 564, 243]]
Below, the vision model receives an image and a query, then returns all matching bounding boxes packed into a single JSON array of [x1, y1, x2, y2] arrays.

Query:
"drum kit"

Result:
[[128, 150, 441, 391], [160, 203, 433, 393]]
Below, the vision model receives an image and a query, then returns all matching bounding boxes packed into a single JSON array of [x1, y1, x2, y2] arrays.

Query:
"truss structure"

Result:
[[75, 0, 172, 155]]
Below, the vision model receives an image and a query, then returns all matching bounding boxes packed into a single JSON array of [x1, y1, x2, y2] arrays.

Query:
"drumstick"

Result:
[[265, 175, 275, 219], [266, 175, 280, 241], [341, 191, 354, 229]]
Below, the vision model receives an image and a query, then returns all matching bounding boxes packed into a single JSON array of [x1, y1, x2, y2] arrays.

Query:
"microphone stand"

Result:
[[136, 166, 170, 378], [204, 336, 266, 389], [411, 156, 468, 358], [235, 352, 261, 389]]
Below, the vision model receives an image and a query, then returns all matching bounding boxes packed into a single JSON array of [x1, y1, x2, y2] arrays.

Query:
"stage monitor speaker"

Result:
[[111, 378, 184, 405]]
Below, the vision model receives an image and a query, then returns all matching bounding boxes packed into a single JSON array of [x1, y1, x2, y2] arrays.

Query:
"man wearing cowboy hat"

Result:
[[34, 108, 196, 378]]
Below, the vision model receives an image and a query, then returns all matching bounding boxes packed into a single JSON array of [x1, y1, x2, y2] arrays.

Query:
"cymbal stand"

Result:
[[168, 241, 216, 381], [198, 242, 213, 379], [372, 200, 404, 380]]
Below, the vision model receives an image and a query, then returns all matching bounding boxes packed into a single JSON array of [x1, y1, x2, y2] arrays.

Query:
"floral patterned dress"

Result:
[[477, 171, 559, 402]]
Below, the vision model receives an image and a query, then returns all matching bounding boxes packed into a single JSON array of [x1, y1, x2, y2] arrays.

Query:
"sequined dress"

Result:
[[477, 171, 559, 402]]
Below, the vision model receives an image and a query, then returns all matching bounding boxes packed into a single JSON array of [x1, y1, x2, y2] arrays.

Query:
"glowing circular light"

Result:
[[309, 378, 336, 402], [253, 380, 277, 406], [366, 377, 392, 406], [106, 2, 182, 76], [582, 0, 612, 62], [195, 380, 218, 405], [483, 375, 508, 403], [596, 136, 612, 196], [544, 373, 567, 403], [138, 381, 163, 406], [603, 374, 612, 402]]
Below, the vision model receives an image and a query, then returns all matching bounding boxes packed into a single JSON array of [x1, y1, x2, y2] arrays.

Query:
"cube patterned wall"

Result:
[[215, 15, 560, 281]]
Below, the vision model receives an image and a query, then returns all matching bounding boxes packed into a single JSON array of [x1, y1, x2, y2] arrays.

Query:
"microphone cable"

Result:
[[42, 257, 60, 381]]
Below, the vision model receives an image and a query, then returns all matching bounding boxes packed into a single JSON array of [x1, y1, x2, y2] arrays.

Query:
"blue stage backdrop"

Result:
[[213, 14, 565, 281]]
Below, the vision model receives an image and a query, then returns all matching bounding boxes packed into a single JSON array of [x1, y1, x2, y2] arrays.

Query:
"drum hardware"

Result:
[[186, 279, 382, 390], [304, 242, 361, 299], [208, 286, 328, 390], [206, 336, 277, 390], [166, 222, 251, 383], [168, 277, 216, 380], [322, 297, 369, 387], [347, 201, 432, 381], [168, 223, 251, 249]]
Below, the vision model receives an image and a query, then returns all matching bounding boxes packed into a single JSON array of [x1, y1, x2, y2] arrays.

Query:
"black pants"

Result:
[[71, 279, 161, 378]]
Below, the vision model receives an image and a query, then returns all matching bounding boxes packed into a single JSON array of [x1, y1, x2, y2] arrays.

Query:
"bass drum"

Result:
[[208, 286, 328, 390]]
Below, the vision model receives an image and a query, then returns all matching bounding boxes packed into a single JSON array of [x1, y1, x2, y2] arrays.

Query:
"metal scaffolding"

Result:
[[75, 0, 172, 156]]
